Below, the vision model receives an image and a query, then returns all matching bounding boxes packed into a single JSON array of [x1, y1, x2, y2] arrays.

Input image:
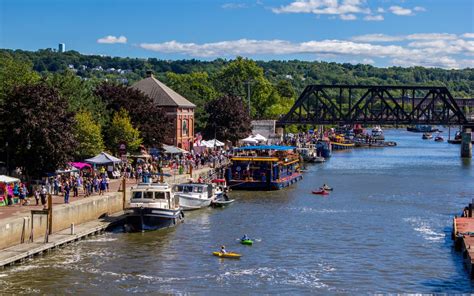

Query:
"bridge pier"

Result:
[[461, 126, 473, 158]]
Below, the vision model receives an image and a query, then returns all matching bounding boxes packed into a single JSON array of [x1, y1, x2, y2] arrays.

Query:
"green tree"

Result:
[[166, 72, 219, 131], [214, 57, 274, 118], [106, 109, 142, 153], [74, 111, 104, 158], [204, 95, 251, 143], [0, 82, 77, 178], [0, 54, 40, 104]]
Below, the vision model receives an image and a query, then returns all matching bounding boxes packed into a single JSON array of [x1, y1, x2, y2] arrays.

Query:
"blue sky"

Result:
[[1, 0, 473, 68]]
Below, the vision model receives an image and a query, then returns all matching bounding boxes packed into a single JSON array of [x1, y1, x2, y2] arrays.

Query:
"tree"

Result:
[[204, 95, 251, 143], [0, 82, 77, 178], [214, 57, 274, 118], [74, 111, 105, 158], [105, 109, 142, 153], [94, 82, 168, 146], [0, 54, 40, 104], [166, 72, 219, 131]]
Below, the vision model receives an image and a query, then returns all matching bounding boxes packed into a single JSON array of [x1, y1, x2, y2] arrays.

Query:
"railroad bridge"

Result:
[[278, 85, 474, 157]]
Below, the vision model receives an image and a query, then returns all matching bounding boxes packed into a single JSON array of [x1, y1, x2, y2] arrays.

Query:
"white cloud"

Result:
[[272, 0, 370, 15], [221, 2, 248, 9], [376, 7, 385, 13], [413, 6, 426, 12], [406, 33, 457, 40], [389, 5, 412, 16], [138, 34, 474, 69], [97, 35, 127, 44], [363, 14, 384, 21], [351, 33, 403, 42], [463, 33, 474, 39], [340, 14, 357, 20]]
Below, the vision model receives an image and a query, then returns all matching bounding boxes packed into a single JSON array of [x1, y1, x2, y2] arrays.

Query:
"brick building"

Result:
[[132, 72, 196, 150]]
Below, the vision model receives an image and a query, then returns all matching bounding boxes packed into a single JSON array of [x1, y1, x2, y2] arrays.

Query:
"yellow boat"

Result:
[[212, 251, 241, 259]]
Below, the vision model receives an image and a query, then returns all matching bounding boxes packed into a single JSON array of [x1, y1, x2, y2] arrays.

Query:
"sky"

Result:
[[1, 0, 473, 69]]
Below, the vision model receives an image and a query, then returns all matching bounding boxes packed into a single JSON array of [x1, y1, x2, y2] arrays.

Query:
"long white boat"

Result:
[[173, 183, 217, 211], [125, 182, 184, 232]]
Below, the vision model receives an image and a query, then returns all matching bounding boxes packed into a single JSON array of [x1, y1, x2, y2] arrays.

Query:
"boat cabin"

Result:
[[173, 183, 214, 199], [130, 183, 179, 210]]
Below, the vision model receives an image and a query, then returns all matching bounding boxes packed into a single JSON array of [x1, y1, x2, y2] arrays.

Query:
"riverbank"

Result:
[[0, 165, 224, 267]]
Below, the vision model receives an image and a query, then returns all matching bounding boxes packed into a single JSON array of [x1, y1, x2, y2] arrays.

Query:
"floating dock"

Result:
[[453, 203, 474, 278], [0, 212, 125, 268]]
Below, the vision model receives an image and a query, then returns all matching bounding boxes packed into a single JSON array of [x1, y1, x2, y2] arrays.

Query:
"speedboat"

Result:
[[125, 182, 184, 232], [422, 133, 433, 140], [173, 183, 217, 210]]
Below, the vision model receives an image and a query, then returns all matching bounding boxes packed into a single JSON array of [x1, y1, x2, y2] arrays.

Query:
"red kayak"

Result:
[[312, 190, 329, 195]]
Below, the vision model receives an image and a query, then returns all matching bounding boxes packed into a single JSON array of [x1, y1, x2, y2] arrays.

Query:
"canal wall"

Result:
[[0, 165, 223, 251]]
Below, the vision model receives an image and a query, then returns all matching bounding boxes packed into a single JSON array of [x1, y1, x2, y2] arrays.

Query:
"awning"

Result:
[[253, 134, 267, 142], [69, 162, 92, 170], [241, 136, 258, 144], [206, 139, 225, 147], [0, 175, 20, 183], [162, 145, 183, 154], [85, 152, 122, 165]]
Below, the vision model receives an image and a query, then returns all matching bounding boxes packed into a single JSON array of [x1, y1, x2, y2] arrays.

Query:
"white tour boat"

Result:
[[126, 182, 184, 232]]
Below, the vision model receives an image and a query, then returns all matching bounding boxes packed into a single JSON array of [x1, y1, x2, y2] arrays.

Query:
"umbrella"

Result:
[[0, 175, 20, 183]]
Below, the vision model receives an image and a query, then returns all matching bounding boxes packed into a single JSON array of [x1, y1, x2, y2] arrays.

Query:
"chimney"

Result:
[[146, 70, 154, 78]]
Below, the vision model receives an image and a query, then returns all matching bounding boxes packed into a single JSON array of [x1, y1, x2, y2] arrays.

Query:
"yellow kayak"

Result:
[[212, 251, 241, 259]]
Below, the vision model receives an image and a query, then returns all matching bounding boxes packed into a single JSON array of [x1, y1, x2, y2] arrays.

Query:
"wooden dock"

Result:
[[453, 203, 474, 278], [0, 212, 125, 268]]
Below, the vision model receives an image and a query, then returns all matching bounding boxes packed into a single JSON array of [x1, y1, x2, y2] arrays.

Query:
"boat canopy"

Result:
[[234, 145, 296, 151]]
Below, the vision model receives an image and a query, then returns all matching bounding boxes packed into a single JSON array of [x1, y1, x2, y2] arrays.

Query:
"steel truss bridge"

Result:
[[278, 85, 473, 126]]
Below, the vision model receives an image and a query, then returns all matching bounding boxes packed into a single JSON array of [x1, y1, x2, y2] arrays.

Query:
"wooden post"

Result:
[[47, 194, 52, 235], [122, 177, 126, 210], [189, 165, 193, 179]]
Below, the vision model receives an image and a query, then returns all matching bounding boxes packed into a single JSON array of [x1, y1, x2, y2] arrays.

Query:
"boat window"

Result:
[[144, 192, 153, 199], [155, 192, 166, 199], [132, 192, 142, 199]]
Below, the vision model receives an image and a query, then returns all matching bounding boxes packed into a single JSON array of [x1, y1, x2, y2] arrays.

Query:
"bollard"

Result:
[[70, 223, 75, 235], [47, 194, 53, 235], [122, 177, 126, 210]]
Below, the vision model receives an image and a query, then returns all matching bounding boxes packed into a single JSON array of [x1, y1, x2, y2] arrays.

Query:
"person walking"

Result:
[[63, 181, 70, 204], [40, 185, 47, 207]]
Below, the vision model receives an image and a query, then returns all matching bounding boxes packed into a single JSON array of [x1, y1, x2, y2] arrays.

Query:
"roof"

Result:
[[131, 75, 196, 108], [234, 145, 296, 151]]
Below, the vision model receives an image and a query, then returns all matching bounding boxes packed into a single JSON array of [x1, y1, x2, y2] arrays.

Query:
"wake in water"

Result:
[[403, 217, 445, 242]]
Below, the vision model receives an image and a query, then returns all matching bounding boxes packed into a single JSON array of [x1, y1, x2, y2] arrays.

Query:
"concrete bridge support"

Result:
[[461, 126, 473, 158]]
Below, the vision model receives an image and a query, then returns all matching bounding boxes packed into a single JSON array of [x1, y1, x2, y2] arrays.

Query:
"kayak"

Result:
[[240, 239, 253, 245], [312, 190, 329, 195], [320, 187, 333, 191], [211, 199, 235, 207], [212, 251, 241, 259]]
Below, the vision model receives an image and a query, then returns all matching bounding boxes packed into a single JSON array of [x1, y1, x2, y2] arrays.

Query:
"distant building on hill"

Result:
[[132, 71, 196, 150], [58, 43, 66, 53]]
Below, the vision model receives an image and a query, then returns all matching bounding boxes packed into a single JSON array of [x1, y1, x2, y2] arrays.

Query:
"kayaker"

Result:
[[241, 234, 250, 241], [220, 245, 227, 254]]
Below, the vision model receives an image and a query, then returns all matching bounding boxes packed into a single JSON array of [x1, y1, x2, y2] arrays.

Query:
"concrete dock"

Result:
[[0, 212, 125, 268], [453, 202, 474, 278]]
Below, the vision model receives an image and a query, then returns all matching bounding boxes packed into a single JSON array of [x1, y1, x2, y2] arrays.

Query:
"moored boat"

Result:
[[371, 126, 385, 140], [422, 132, 433, 139], [226, 145, 303, 190], [407, 125, 440, 133], [125, 182, 184, 232], [173, 183, 216, 210]]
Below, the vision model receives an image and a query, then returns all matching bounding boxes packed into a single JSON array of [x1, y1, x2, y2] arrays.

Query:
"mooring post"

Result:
[[122, 177, 126, 210], [47, 194, 52, 235], [461, 127, 473, 158], [70, 223, 75, 235]]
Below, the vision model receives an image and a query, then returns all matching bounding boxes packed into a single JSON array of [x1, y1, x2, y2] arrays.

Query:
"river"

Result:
[[1, 129, 473, 294]]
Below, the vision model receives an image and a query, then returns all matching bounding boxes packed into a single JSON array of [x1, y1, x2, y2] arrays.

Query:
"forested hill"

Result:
[[1, 48, 473, 98]]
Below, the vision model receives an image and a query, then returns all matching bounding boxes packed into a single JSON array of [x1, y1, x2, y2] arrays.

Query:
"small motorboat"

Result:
[[211, 193, 235, 207], [212, 252, 241, 259], [240, 239, 253, 245], [312, 190, 329, 195], [434, 136, 444, 142], [422, 133, 432, 140]]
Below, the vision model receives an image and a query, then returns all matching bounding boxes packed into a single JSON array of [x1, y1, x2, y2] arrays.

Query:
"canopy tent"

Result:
[[253, 134, 267, 142], [69, 162, 92, 170], [241, 136, 258, 144], [162, 145, 184, 154], [0, 175, 20, 183], [206, 139, 225, 147], [85, 152, 122, 165]]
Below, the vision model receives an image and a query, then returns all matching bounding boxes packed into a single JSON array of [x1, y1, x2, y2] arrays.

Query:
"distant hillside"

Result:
[[1, 48, 473, 98]]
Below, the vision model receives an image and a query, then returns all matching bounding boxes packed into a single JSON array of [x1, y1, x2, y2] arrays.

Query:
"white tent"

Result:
[[85, 152, 122, 165], [253, 134, 267, 142], [0, 175, 20, 183], [241, 136, 258, 144], [206, 139, 225, 147]]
